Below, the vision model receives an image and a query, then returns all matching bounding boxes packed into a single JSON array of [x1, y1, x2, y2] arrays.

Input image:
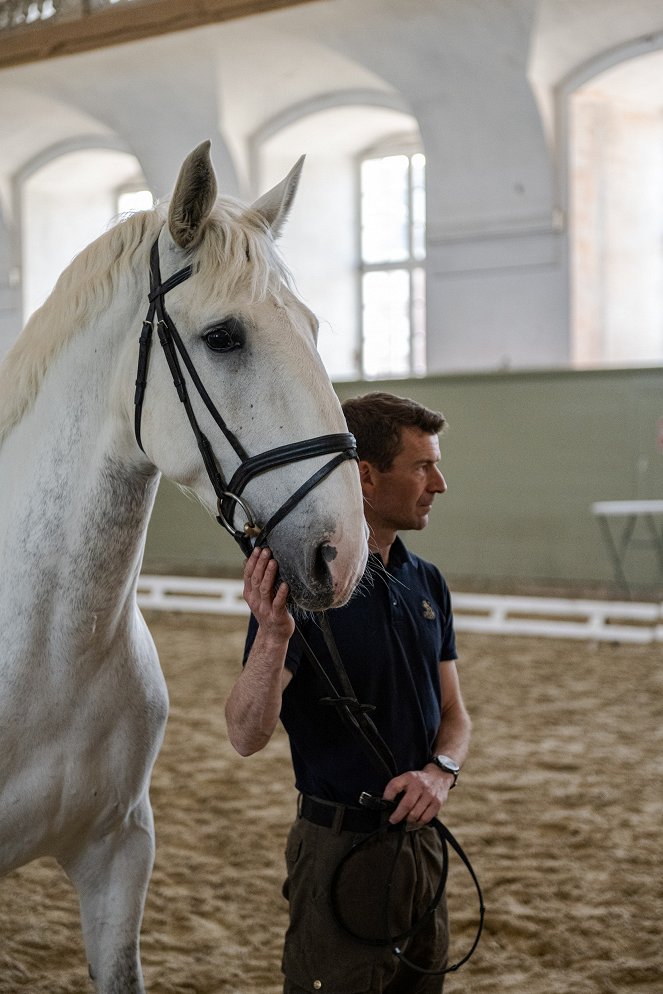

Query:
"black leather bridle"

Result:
[[134, 233, 484, 977], [134, 236, 358, 558]]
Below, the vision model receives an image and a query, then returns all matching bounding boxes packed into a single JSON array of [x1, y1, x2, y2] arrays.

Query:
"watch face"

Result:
[[435, 755, 460, 774]]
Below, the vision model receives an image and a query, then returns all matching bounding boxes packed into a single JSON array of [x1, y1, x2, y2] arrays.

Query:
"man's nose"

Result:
[[430, 467, 447, 494]]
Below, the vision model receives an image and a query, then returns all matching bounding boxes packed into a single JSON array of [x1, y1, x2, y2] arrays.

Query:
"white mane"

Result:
[[197, 199, 293, 304], [0, 197, 292, 447]]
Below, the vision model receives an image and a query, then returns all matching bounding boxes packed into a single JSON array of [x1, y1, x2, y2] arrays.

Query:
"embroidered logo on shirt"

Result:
[[422, 599, 436, 620]]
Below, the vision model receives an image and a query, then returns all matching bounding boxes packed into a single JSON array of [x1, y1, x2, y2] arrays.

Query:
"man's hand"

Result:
[[244, 547, 295, 643], [382, 766, 454, 826]]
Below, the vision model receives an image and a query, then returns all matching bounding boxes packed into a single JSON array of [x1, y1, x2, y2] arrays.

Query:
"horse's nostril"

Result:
[[313, 542, 337, 585], [320, 543, 338, 564]]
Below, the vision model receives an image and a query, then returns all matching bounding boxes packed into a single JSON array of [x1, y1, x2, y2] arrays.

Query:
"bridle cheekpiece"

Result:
[[134, 235, 358, 557]]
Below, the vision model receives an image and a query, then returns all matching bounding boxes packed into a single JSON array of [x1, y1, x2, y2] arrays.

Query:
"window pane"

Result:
[[360, 155, 410, 264], [118, 189, 153, 213], [362, 270, 410, 378]]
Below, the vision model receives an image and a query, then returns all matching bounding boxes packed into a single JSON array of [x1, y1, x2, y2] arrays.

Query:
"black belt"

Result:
[[299, 794, 404, 834]]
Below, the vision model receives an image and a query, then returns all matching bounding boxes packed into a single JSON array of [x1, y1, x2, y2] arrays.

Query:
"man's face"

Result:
[[362, 427, 447, 535]]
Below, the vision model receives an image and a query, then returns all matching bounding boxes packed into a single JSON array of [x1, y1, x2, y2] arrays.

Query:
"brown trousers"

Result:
[[281, 815, 448, 994]]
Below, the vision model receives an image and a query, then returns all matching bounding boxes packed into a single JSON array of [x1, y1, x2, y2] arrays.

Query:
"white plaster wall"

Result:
[[529, 0, 663, 140], [20, 147, 149, 322], [0, 212, 19, 358], [258, 104, 422, 380], [283, 0, 567, 373], [0, 0, 663, 373], [428, 242, 568, 371], [22, 185, 114, 319], [262, 148, 358, 380]]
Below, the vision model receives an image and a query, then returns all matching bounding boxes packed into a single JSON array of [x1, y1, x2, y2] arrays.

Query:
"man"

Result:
[[225, 392, 471, 994]]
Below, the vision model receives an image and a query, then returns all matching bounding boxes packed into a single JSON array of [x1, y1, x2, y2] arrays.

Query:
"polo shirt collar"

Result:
[[367, 535, 416, 573]]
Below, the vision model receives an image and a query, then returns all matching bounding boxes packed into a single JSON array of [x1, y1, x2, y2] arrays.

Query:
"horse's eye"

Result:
[[203, 324, 242, 353]]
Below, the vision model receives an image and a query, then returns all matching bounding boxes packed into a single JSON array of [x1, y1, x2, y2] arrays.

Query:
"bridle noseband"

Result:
[[134, 235, 358, 557]]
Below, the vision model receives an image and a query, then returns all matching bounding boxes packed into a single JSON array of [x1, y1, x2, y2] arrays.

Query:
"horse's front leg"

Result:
[[61, 794, 156, 994]]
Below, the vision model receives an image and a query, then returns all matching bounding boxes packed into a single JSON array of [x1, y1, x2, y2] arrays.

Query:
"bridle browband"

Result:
[[134, 235, 358, 557]]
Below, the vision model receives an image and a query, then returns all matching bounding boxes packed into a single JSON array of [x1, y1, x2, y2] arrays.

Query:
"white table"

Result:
[[591, 500, 663, 593]]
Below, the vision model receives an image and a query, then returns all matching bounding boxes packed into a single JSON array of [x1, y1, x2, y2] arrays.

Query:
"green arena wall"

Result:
[[143, 367, 663, 599]]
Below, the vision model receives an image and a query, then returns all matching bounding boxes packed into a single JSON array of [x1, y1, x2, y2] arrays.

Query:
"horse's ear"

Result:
[[168, 140, 218, 249], [250, 156, 305, 239]]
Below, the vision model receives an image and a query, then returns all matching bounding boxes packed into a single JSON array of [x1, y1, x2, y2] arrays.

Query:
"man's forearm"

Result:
[[227, 547, 295, 756], [432, 702, 471, 766], [225, 632, 290, 756], [432, 659, 472, 767]]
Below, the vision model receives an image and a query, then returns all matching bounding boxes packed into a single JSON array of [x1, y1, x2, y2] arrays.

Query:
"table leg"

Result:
[[644, 514, 663, 578], [596, 515, 632, 595]]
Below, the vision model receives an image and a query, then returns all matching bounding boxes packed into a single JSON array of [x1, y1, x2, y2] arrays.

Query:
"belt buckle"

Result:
[[358, 791, 393, 811]]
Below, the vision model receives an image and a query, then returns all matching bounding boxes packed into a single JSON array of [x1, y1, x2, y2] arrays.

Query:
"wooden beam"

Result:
[[0, 0, 320, 70]]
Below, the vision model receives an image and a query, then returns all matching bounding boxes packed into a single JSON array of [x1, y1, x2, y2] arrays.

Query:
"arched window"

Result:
[[359, 141, 426, 378], [257, 105, 424, 382], [21, 147, 150, 321], [569, 50, 663, 367]]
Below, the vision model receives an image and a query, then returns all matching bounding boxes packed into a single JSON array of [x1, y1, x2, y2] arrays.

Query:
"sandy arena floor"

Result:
[[1, 612, 661, 994]]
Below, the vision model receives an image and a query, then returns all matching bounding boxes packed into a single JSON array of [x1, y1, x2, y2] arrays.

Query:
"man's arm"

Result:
[[224, 548, 294, 757], [429, 659, 472, 770], [382, 659, 471, 825]]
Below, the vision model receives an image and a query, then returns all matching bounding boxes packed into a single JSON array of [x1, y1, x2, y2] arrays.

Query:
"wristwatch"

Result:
[[429, 754, 460, 788]]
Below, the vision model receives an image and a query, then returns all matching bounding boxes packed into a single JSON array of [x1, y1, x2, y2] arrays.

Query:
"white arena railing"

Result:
[[137, 575, 663, 644], [138, 575, 250, 616], [449, 593, 662, 644]]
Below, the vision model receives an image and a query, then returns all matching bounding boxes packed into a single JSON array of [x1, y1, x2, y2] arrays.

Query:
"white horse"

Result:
[[0, 141, 367, 992]]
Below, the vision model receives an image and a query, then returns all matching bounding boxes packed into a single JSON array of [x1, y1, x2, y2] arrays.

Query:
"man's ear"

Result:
[[358, 460, 377, 494]]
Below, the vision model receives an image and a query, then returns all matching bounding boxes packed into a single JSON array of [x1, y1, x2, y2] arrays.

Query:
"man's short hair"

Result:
[[342, 392, 446, 471]]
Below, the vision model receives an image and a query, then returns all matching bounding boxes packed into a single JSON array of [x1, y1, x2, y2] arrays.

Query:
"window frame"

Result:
[[356, 135, 426, 380]]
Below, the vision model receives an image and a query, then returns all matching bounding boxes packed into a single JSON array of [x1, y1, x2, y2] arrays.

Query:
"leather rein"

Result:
[[300, 614, 485, 977], [133, 236, 358, 557]]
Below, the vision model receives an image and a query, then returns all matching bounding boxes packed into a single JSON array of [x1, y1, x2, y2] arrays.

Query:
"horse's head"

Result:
[[127, 142, 367, 611]]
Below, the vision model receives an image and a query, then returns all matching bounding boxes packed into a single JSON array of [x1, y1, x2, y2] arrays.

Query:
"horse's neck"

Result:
[[0, 318, 158, 650]]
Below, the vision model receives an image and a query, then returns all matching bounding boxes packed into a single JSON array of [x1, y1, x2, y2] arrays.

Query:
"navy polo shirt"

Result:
[[242, 537, 457, 806]]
